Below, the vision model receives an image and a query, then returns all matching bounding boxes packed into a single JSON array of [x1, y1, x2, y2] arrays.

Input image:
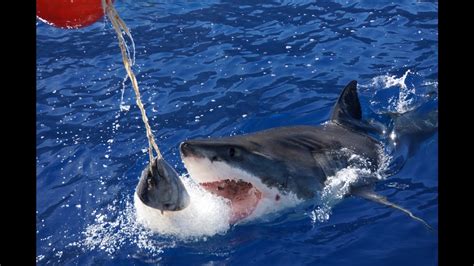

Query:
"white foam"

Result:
[[310, 166, 369, 223], [309, 149, 386, 224], [134, 176, 232, 238]]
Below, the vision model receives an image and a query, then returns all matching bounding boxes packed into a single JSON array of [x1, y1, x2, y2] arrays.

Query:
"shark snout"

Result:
[[180, 142, 195, 157], [180, 140, 216, 159], [180, 141, 207, 158]]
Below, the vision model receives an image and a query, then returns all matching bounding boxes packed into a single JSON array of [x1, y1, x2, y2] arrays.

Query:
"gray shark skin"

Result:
[[180, 124, 381, 199], [180, 81, 381, 199], [136, 157, 190, 212]]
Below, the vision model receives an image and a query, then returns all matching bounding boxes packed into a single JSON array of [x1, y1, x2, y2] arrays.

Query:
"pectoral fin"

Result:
[[351, 186, 433, 230]]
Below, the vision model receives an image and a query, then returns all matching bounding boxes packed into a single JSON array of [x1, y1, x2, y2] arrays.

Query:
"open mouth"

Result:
[[199, 179, 262, 223], [179, 142, 266, 223]]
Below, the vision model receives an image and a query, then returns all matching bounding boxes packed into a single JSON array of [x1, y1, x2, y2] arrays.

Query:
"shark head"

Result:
[[179, 136, 300, 222]]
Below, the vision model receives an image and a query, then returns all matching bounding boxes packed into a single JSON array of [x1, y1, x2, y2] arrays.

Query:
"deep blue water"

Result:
[[36, 0, 438, 265]]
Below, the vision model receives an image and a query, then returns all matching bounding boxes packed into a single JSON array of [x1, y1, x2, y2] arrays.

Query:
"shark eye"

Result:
[[229, 147, 236, 157]]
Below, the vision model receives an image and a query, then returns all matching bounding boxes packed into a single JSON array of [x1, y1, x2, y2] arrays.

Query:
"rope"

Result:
[[102, 0, 162, 164]]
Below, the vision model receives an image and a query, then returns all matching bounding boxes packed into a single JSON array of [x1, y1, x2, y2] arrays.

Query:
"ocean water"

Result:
[[36, 0, 438, 265]]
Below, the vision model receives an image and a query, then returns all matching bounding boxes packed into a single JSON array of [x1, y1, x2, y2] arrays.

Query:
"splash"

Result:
[[363, 70, 438, 115], [309, 149, 388, 224], [119, 75, 131, 112], [371, 69, 412, 90], [67, 177, 231, 258], [67, 199, 171, 259], [134, 175, 232, 239], [73, 173, 300, 253], [369, 70, 416, 114], [380, 70, 415, 114]]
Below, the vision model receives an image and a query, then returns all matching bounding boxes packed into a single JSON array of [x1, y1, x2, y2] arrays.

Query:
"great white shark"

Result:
[[136, 80, 434, 228]]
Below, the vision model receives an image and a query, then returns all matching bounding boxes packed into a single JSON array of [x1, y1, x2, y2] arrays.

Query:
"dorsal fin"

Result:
[[331, 80, 362, 126]]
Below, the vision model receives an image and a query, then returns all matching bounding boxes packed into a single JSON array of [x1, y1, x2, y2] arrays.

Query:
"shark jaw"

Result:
[[181, 156, 301, 223]]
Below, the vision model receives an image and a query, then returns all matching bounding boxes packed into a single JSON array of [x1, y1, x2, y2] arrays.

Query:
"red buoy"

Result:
[[37, 0, 112, 29]]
